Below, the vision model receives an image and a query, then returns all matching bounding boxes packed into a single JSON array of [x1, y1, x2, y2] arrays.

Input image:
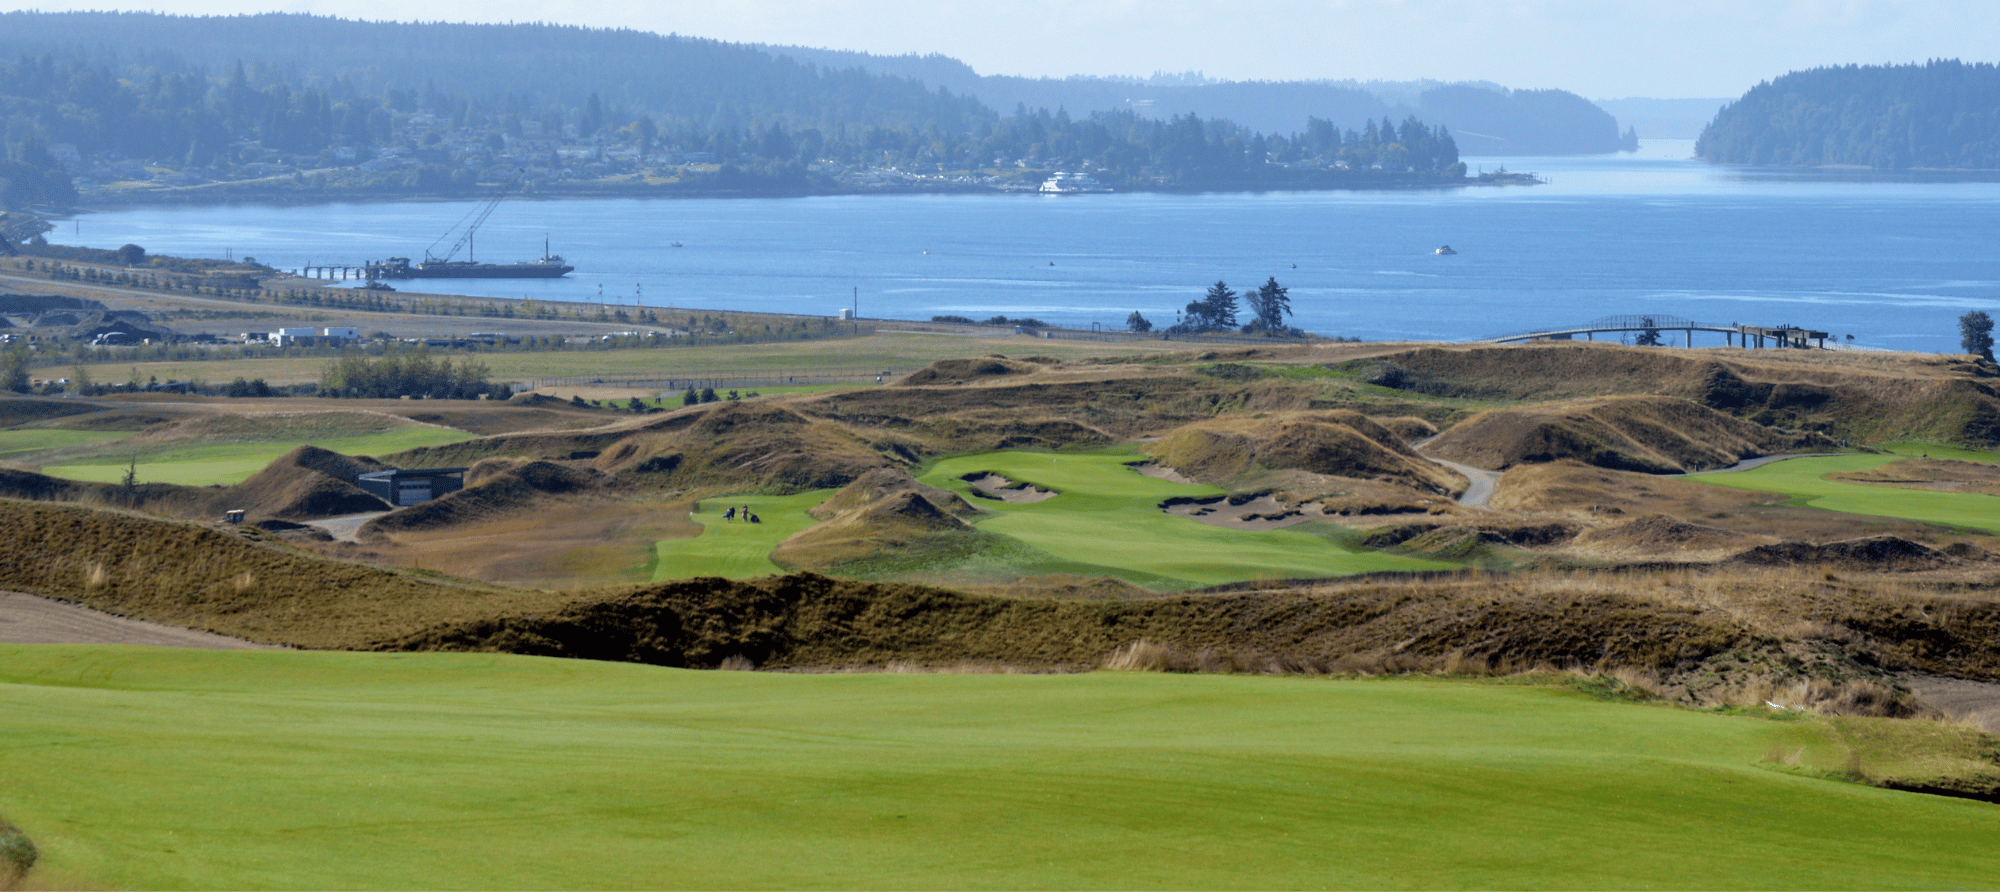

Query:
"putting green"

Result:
[[919, 450, 1453, 587], [1694, 452, 2000, 535], [40, 427, 476, 487], [650, 490, 834, 581], [1, 647, 1993, 890]]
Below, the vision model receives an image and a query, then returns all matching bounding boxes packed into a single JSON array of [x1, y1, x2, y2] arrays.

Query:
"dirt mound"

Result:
[[1376, 416, 1439, 445], [0, 395, 101, 427], [0, 294, 103, 314], [810, 467, 981, 520], [1151, 411, 1464, 495], [362, 460, 601, 535], [230, 446, 390, 521], [1574, 514, 1762, 558], [508, 392, 572, 407], [1490, 460, 1776, 516], [896, 357, 1039, 386], [1426, 395, 1815, 473], [1732, 536, 1949, 571], [591, 402, 898, 491], [773, 490, 986, 572]]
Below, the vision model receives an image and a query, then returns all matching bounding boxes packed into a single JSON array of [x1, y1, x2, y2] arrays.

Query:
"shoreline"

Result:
[[63, 172, 1543, 214]]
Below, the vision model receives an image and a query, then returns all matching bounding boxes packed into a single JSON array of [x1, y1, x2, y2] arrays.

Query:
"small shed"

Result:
[[356, 468, 468, 507]]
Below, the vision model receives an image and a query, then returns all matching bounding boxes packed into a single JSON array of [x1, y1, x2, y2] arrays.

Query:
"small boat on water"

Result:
[[1435, 245, 1458, 255]]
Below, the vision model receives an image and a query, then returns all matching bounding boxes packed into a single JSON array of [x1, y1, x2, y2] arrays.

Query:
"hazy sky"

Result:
[[5, 0, 1995, 98]]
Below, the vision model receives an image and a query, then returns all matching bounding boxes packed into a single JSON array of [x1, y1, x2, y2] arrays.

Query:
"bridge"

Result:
[[1482, 314, 1831, 349]]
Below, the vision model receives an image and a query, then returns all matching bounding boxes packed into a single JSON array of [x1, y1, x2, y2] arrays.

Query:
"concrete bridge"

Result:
[[1483, 314, 1832, 349]]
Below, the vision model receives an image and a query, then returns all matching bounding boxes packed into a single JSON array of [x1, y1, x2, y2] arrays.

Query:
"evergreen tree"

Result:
[[1962, 310, 1995, 362], [1185, 280, 1237, 331], [1245, 277, 1291, 333], [1125, 311, 1152, 332], [1635, 316, 1663, 347]]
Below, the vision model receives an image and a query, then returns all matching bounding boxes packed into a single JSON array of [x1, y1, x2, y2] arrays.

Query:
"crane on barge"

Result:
[[366, 173, 573, 280]]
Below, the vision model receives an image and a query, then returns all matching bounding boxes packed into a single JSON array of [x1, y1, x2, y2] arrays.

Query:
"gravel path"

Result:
[[0, 591, 279, 648], [307, 511, 390, 542], [1412, 437, 1501, 509]]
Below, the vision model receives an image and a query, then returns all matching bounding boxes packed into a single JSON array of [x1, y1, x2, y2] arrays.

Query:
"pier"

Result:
[[1484, 314, 1832, 349]]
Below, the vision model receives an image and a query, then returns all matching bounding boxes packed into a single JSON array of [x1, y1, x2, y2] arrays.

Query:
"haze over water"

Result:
[[69, 140, 2000, 353]]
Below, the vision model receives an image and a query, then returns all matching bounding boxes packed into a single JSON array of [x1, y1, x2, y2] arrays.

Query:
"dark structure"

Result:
[[356, 468, 467, 507]]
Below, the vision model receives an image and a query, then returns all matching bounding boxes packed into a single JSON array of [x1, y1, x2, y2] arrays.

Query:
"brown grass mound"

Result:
[[1151, 410, 1463, 495], [0, 394, 99, 427], [1376, 415, 1439, 445], [810, 467, 981, 520], [895, 357, 1040, 386], [772, 490, 987, 572], [590, 402, 899, 491], [1732, 536, 1950, 571], [229, 445, 390, 521], [362, 461, 601, 535], [1427, 395, 1816, 473], [1574, 514, 1763, 558], [0, 499, 519, 648]]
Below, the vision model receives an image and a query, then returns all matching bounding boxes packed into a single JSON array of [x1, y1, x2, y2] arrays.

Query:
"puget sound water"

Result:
[[62, 140, 2000, 354]]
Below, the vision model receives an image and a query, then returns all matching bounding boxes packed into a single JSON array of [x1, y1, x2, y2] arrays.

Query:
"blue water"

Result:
[[62, 140, 2000, 353]]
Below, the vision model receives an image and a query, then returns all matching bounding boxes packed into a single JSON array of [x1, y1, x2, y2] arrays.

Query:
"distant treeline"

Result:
[[1698, 60, 2000, 169], [769, 45, 1636, 156], [0, 11, 1481, 208]]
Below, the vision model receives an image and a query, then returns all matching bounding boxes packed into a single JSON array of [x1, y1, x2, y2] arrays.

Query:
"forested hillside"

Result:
[[1697, 60, 2000, 169], [767, 45, 1634, 155], [0, 11, 1482, 207]]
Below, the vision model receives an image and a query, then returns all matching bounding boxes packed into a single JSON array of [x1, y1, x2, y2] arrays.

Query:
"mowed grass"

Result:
[[0, 428, 132, 460], [920, 450, 1452, 587], [1695, 452, 2000, 535], [650, 490, 835, 581], [2, 647, 1994, 891], [41, 426, 475, 486], [101, 332, 1173, 386]]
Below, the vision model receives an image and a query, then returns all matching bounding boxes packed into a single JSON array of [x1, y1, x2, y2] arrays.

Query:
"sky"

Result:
[[4, 0, 1996, 98]]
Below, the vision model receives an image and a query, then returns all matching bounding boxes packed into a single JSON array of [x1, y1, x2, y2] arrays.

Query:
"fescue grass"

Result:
[[2, 646, 1995, 891], [1695, 454, 2000, 535], [649, 490, 836, 581], [918, 449, 1454, 587], [41, 427, 474, 486]]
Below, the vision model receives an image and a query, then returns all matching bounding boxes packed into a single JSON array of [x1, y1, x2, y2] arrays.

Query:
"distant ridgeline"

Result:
[[1698, 60, 2000, 169], [761, 47, 1634, 156], [0, 12, 1581, 207]]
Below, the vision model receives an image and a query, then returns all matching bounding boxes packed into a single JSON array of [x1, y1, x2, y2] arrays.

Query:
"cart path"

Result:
[[1412, 437, 1501, 509], [0, 590, 281, 648]]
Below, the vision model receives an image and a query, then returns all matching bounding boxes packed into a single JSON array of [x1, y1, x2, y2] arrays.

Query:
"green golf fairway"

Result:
[[0, 428, 131, 460], [919, 450, 1452, 586], [651, 490, 834, 580], [41, 427, 476, 486], [1, 647, 1992, 890], [1695, 453, 2000, 534]]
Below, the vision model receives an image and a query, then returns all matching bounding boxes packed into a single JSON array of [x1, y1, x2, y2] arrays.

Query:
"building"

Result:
[[356, 468, 467, 507], [322, 326, 361, 342]]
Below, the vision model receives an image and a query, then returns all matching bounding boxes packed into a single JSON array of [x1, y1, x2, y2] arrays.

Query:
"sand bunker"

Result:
[[962, 472, 1058, 503], [1129, 462, 1198, 485], [1164, 493, 1326, 530]]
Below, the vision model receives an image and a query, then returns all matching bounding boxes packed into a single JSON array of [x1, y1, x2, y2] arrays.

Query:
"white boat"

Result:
[[1435, 245, 1458, 255], [1039, 172, 1112, 194]]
